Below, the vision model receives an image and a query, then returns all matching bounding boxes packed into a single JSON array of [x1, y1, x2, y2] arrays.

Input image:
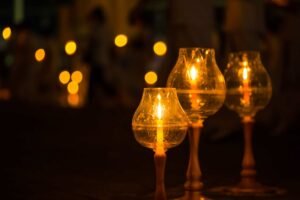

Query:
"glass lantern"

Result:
[[132, 88, 189, 200]]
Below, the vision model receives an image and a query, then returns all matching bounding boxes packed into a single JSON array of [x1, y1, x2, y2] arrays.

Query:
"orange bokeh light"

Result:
[[65, 40, 77, 55], [35, 48, 46, 62], [71, 71, 83, 83], [67, 81, 79, 94], [67, 93, 80, 106], [59, 70, 70, 84]]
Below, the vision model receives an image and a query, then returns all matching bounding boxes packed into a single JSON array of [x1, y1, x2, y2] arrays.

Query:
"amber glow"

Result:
[[167, 48, 226, 124], [157, 95, 163, 119], [242, 67, 249, 80], [114, 34, 128, 47], [156, 94, 164, 153], [65, 40, 77, 55], [71, 71, 83, 83], [2, 27, 11, 40], [242, 61, 250, 81], [145, 71, 158, 85], [132, 88, 188, 151], [218, 74, 225, 82], [241, 62, 251, 106], [157, 104, 163, 121], [67, 81, 79, 94], [188, 65, 200, 110], [189, 65, 198, 82], [35, 48, 46, 62], [68, 94, 79, 106], [153, 41, 167, 56], [59, 71, 70, 84]]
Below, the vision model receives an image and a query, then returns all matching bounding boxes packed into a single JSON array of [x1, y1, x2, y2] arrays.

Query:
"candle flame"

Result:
[[157, 94, 161, 101], [157, 104, 163, 120], [156, 93, 164, 153], [156, 94, 163, 120], [189, 65, 198, 81], [241, 61, 251, 106], [242, 67, 249, 81]]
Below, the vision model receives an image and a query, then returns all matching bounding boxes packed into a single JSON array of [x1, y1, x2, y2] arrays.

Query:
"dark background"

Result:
[[1, 0, 300, 199]]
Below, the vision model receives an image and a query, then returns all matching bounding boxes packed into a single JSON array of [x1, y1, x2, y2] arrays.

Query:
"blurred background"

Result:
[[1, 0, 300, 199]]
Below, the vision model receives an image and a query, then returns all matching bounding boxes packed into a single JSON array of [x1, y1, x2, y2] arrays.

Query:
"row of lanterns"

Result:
[[132, 48, 282, 199]]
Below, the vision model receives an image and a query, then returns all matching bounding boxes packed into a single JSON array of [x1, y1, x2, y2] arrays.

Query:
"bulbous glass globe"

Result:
[[167, 48, 226, 125], [224, 51, 272, 118], [132, 88, 189, 151]]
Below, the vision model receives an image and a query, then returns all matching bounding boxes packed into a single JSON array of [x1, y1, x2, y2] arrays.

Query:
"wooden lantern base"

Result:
[[181, 124, 210, 200], [208, 117, 285, 197], [154, 152, 167, 200], [208, 182, 285, 197]]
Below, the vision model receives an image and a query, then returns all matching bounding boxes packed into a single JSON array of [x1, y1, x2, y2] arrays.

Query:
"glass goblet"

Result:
[[211, 51, 284, 196], [167, 48, 226, 199], [132, 88, 189, 200]]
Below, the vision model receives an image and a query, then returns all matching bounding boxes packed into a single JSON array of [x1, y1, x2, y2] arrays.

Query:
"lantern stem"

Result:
[[205, 115, 285, 196], [241, 116, 256, 186], [184, 124, 203, 191], [154, 151, 167, 200]]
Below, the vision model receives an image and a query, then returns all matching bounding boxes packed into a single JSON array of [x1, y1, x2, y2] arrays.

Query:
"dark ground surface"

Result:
[[1, 101, 300, 200]]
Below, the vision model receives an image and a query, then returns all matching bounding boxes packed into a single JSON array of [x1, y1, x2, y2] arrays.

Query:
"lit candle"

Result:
[[242, 61, 250, 106], [189, 65, 199, 109], [190, 65, 198, 85], [156, 94, 164, 154]]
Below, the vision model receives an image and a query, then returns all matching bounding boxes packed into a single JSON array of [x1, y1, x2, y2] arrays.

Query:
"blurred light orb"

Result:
[[65, 40, 77, 55], [2, 27, 11, 40], [67, 81, 79, 94], [71, 71, 83, 83], [59, 70, 70, 84], [68, 94, 80, 107], [114, 34, 128, 47], [153, 41, 167, 56], [145, 71, 158, 85], [35, 48, 46, 62]]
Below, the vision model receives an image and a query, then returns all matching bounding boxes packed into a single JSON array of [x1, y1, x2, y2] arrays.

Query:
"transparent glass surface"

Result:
[[167, 48, 226, 124], [224, 51, 272, 117], [132, 88, 189, 151]]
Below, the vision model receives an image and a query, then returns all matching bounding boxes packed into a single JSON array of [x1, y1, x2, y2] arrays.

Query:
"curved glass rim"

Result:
[[179, 47, 215, 51], [228, 50, 260, 57], [143, 87, 176, 91]]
